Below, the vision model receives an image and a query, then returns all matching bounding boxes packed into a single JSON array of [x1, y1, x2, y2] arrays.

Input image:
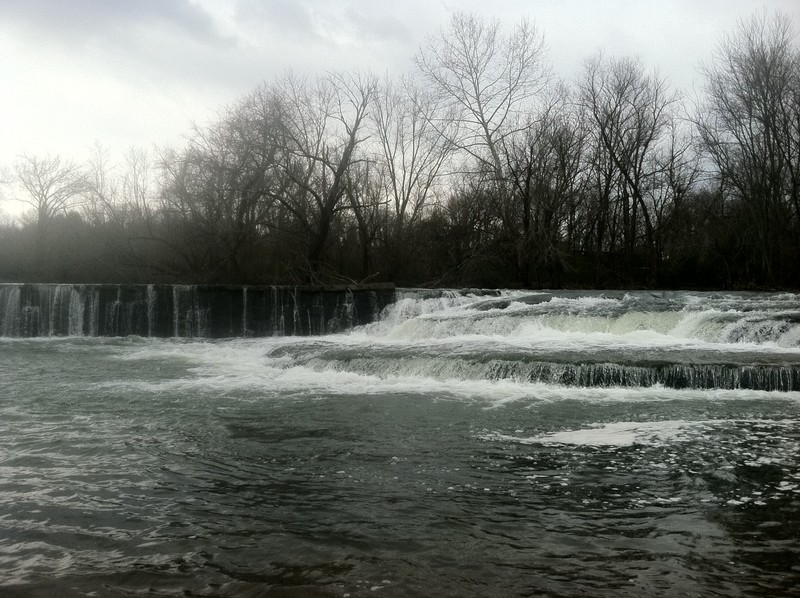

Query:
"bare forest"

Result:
[[2, 11, 799, 289]]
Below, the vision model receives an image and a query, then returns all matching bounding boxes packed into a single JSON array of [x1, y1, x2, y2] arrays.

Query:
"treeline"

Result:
[[1, 11, 799, 289]]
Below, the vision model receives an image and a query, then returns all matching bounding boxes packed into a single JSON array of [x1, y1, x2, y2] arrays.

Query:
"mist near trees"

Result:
[[1, 11, 798, 289]]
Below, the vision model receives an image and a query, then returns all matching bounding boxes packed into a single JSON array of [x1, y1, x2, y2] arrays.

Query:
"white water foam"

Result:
[[483, 419, 800, 447], [93, 337, 800, 406], [358, 290, 800, 352], [484, 420, 701, 447]]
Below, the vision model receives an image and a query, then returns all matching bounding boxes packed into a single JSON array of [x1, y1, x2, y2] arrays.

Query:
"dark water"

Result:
[[1, 291, 800, 596]]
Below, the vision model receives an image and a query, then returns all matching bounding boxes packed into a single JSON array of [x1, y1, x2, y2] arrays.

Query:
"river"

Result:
[[1, 290, 799, 596]]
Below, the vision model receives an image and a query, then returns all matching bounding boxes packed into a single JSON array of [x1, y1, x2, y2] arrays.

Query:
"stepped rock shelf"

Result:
[[0, 283, 396, 338]]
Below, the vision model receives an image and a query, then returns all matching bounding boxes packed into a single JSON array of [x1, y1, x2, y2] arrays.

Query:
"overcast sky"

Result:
[[1, 0, 798, 177]]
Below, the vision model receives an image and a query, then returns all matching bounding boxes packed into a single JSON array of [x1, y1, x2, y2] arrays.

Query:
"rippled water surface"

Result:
[[2, 291, 800, 596]]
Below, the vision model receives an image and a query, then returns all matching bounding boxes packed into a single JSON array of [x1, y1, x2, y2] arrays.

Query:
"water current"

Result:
[[1, 290, 799, 596]]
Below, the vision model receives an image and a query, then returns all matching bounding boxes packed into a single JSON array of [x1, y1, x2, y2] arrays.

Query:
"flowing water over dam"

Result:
[[0, 283, 394, 338], [1, 290, 799, 596]]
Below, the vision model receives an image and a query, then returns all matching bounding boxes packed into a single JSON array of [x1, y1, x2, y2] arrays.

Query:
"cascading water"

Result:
[[146, 284, 157, 338], [2, 288, 799, 596], [270, 289, 800, 391], [0, 285, 20, 336], [0, 283, 394, 338], [172, 284, 206, 337]]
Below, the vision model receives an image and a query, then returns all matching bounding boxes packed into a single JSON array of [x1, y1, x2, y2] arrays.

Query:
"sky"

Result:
[[1, 0, 798, 193]]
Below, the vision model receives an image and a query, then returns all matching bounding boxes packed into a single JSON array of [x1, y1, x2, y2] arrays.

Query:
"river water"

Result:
[[1, 290, 799, 596]]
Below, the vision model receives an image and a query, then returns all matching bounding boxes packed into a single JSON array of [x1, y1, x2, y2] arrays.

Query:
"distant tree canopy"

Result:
[[1, 10, 799, 289]]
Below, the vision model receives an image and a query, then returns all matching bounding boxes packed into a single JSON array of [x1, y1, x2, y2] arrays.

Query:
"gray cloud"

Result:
[[1, 0, 798, 169], [234, 0, 413, 47], [344, 5, 412, 44], [0, 0, 251, 106], [235, 0, 315, 37], [0, 0, 231, 47]]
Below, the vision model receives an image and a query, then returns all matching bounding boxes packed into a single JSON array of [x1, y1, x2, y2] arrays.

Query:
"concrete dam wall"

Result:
[[0, 283, 396, 338]]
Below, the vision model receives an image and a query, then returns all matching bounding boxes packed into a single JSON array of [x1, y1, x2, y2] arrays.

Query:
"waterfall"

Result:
[[0, 283, 397, 339], [271, 286, 283, 336], [147, 285, 156, 337], [267, 289, 800, 393], [105, 286, 123, 336], [87, 288, 100, 337], [0, 286, 20, 337], [291, 288, 301, 336], [172, 286, 180, 338], [68, 286, 85, 336], [172, 285, 208, 338], [241, 287, 249, 337], [2, 285, 800, 391], [21, 306, 40, 337]]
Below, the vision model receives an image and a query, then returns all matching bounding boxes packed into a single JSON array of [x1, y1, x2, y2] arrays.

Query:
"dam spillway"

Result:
[[0, 283, 396, 338], [3, 286, 800, 391]]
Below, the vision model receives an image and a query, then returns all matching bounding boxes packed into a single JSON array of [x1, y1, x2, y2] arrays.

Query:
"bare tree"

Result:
[[13, 154, 87, 232], [370, 76, 452, 278], [503, 87, 588, 284], [121, 147, 156, 223], [696, 10, 800, 282], [0, 167, 12, 227], [157, 93, 286, 281], [82, 143, 120, 227], [647, 119, 701, 266], [578, 54, 679, 279], [415, 12, 549, 217], [344, 161, 386, 280], [272, 71, 377, 278], [9, 154, 88, 278], [372, 76, 451, 232]]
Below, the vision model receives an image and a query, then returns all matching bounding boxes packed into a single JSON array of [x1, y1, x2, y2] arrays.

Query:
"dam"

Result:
[[0, 283, 396, 338]]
